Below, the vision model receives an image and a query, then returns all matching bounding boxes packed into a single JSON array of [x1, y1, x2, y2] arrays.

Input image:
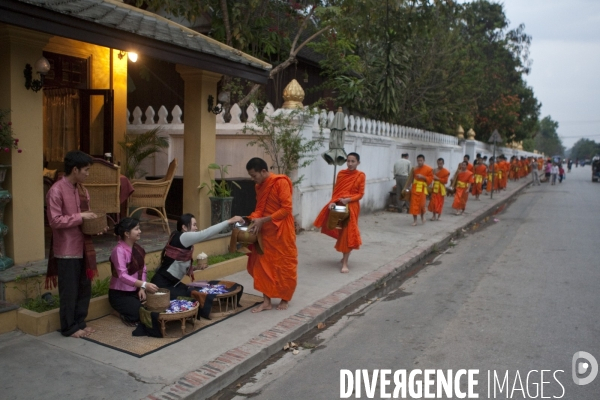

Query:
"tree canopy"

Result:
[[131, 0, 544, 146], [569, 138, 600, 161], [533, 116, 565, 157]]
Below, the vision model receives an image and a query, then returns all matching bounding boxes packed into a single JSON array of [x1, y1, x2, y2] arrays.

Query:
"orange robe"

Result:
[[486, 163, 500, 192], [247, 174, 297, 301], [471, 163, 487, 196], [498, 160, 509, 189], [409, 165, 433, 216], [452, 170, 474, 210], [427, 168, 449, 214], [509, 160, 517, 180], [314, 169, 366, 253]]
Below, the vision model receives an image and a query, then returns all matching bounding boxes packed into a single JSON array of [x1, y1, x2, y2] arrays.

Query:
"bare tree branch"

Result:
[[291, 25, 331, 56]]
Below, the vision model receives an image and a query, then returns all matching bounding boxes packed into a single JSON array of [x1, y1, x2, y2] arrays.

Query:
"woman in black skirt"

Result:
[[151, 213, 243, 299], [108, 218, 159, 325]]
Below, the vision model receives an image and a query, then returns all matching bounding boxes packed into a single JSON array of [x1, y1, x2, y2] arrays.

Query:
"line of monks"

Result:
[[400, 153, 541, 226], [244, 153, 542, 313]]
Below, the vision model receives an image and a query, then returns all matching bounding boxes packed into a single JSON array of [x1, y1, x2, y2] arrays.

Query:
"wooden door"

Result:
[[80, 89, 114, 158]]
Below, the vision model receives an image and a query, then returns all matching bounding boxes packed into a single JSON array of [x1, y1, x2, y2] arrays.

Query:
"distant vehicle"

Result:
[[592, 156, 600, 182]]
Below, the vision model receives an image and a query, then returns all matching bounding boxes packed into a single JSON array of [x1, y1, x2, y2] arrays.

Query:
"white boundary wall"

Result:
[[127, 104, 538, 229]]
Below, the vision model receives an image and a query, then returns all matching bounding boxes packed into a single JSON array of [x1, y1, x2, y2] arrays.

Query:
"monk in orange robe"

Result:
[[427, 158, 449, 221], [498, 155, 509, 190], [486, 157, 499, 193], [314, 153, 365, 273], [409, 154, 433, 226], [246, 158, 297, 312], [471, 157, 487, 200], [452, 161, 474, 215]]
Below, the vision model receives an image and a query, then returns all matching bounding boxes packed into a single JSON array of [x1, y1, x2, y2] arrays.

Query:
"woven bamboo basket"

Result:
[[145, 288, 170, 312], [81, 212, 107, 235]]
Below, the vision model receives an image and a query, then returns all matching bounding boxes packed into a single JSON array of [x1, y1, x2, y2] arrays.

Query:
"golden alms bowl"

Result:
[[236, 226, 258, 244]]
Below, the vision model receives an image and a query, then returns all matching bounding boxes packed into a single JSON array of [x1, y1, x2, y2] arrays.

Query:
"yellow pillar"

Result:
[[0, 25, 50, 264], [112, 49, 128, 166], [175, 66, 221, 229]]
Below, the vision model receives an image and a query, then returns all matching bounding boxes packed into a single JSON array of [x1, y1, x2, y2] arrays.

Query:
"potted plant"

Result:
[[198, 163, 241, 232], [118, 127, 169, 180]]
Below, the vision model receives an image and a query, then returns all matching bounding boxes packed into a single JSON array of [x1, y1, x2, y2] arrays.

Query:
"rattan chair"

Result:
[[128, 158, 177, 234], [83, 158, 121, 223]]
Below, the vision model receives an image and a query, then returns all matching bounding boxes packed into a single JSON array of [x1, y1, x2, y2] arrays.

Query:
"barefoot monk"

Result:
[[427, 158, 450, 221], [314, 152, 366, 273], [408, 154, 433, 226], [246, 158, 297, 312]]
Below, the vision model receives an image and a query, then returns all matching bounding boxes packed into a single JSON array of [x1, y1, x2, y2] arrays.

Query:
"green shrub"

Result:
[[91, 277, 110, 298], [21, 295, 60, 313]]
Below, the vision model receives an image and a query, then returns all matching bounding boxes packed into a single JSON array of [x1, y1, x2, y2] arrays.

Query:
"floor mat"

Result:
[[82, 293, 263, 357]]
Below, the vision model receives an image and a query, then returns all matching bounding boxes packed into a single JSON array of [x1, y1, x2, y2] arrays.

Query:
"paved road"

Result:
[[226, 166, 600, 399]]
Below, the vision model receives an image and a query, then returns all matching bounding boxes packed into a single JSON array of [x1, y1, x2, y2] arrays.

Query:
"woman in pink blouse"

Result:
[[109, 218, 158, 325]]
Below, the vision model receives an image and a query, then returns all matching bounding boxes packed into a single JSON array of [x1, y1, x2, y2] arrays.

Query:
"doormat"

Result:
[[82, 293, 263, 357]]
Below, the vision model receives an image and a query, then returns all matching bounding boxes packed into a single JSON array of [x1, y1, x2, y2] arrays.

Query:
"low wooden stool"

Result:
[[157, 305, 199, 338], [210, 286, 242, 318]]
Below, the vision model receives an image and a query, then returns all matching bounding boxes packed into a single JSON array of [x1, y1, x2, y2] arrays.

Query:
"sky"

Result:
[[498, 0, 600, 149]]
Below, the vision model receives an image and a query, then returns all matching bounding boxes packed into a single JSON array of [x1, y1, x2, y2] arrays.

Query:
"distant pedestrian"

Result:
[[393, 153, 411, 212], [551, 163, 559, 185], [544, 160, 552, 183], [567, 159, 573, 172], [530, 158, 540, 186], [558, 164, 565, 183]]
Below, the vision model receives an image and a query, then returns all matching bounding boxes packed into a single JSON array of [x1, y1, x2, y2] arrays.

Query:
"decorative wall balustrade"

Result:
[[126, 103, 458, 146]]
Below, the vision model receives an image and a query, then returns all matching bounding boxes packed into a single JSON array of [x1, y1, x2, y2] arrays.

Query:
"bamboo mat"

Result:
[[82, 293, 263, 357]]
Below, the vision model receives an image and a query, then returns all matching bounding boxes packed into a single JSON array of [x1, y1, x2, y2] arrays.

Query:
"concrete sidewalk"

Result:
[[0, 179, 531, 400]]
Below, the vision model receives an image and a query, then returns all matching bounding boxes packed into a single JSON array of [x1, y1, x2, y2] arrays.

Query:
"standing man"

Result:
[[452, 161, 474, 215], [393, 153, 411, 213], [408, 154, 433, 226], [427, 158, 450, 221], [530, 158, 540, 186], [314, 153, 365, 273], [45, 150, 99, 338], [246, 158, 297, 312]]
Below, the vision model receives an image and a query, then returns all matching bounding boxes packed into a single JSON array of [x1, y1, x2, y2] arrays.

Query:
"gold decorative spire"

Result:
[[466, 128, 476, 140], [456, 125, 465, 139], [282, 79, 305, 109]]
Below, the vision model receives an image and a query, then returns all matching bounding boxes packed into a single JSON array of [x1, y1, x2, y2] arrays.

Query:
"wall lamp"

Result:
[[117, 50, 138, 62], [24, 57, 51, 92], [207, 91, 230, 114]]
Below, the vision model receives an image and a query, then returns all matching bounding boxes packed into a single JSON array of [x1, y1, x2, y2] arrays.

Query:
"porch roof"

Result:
[[1, 0, 272, 83]]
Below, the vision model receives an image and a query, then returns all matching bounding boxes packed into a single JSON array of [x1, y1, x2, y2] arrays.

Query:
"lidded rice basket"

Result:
[[145, 288, 170, 312], [81, 212, 107, 235]]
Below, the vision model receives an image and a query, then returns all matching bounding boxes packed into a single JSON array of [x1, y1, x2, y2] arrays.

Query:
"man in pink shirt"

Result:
[[46, 151, 99, 338]]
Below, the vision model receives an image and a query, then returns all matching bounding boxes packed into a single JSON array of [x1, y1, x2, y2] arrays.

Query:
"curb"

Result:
[[146, 181, 531, 400]]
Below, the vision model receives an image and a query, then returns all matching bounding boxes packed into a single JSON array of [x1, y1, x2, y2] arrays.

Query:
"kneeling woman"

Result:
[[109, 218, 159, 325], [151, 213, 244, 299]]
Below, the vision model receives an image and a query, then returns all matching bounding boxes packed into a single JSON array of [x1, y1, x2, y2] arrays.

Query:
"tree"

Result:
[[132, 0, 335, 105], [533, 116, 565, 156], [242, 108, 323, 186], [570, 138, 600, 161]]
